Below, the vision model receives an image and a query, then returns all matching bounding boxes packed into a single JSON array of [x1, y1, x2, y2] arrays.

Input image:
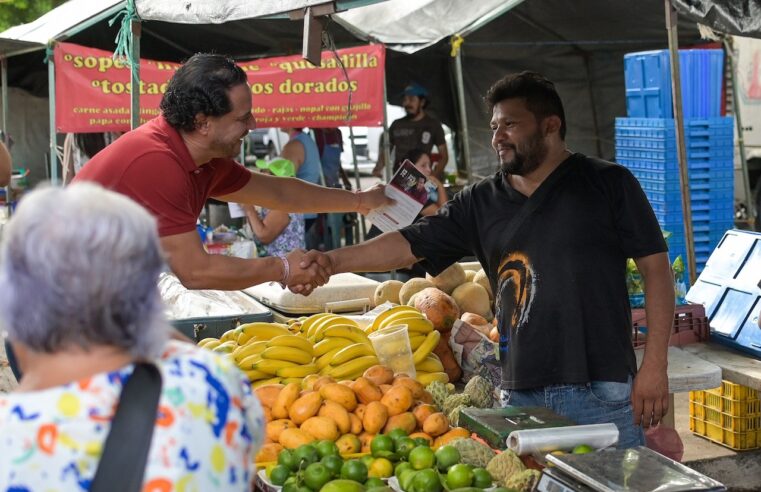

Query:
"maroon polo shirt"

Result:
[[74, 116, 250, 237]]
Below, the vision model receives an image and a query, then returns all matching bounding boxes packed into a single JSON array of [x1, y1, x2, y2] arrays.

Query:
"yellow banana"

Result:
[[255, 358, 298, 375], [331, 343, 376, 366], [313, 316, 359, 342], [239, 322, 290, 341], [313, 337, 354, 357], [409, 334, 427, 350], [232, 340, 268, 362], [413, 330, 441, 364], [396, 317, 434, 334], [237, 330, 256, 345], [415, 371, 449, 385], [307, 314, 340, 340], [316, 347, 343, 371], [197, 338, 220, 349], [267, 335, 314, 355], [219, 329, 240, 343], [371, 305, 421, 332], [237, 353, 263, 370], [329, 355, 380, 379], [251, 377, 282, 389], [323, 325, 372, 346], [243, 369, 270, 381], [261, 346, 313, 365], [415, 354, 444, 373], [281, 377, 304, 386], [277, 364, 317, 378], [301, 312, 333, 336], [379, 311, 426, 330], [212, 340, 238, 353]]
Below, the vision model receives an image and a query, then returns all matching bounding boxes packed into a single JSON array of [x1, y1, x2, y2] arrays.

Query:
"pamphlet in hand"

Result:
[[367, 159, 428, 233]]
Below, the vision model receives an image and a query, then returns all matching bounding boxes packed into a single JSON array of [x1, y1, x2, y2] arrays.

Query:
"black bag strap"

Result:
[[500, 156, 576, 245], [90, 362, 163, 492]]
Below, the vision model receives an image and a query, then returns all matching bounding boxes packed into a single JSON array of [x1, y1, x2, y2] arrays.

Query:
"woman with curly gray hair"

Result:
[[0, 183, 263, 490]]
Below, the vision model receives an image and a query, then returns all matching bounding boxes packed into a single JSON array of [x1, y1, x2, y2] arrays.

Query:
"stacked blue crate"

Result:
[[624, 49, 724, 118], [615, 117, 734, 275]]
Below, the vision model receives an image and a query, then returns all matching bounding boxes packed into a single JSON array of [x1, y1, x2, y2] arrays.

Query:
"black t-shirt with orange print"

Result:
[[399, 153, 667, 390]]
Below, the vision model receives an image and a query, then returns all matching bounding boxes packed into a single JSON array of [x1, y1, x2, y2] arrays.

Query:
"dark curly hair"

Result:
[[484, 71, 567, 140], [160, 53, 248, 132]]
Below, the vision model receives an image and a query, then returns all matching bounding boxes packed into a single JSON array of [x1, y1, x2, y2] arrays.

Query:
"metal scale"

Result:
[[535, 447, 726, 492]]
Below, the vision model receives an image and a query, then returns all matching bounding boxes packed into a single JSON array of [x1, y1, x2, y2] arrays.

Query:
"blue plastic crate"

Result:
[[624, 49, 724, 118], [616, 146, 733, 162]]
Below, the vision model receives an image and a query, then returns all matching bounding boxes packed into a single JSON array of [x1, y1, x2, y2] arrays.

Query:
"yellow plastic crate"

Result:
[[689, 390, 706, 404], [704, 421, 759, 450], [722, 398, 761, 416], [721, 381, 758, 400]]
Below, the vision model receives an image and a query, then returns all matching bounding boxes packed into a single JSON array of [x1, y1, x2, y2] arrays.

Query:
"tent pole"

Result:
[[1, 57, 7, 139], [381, 75, 396, 280], [665, 0, 696, 284], [348, 126, 366, 241], [130, 20, 141, 129], [723, 38, 754, 226], [48, 44, 59, 185], [452, 39, 472, 184]]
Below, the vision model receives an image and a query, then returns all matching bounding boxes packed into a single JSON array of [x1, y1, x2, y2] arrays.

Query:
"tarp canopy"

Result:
[[0, 0, 756, 178], [672, 0, 761, 38]]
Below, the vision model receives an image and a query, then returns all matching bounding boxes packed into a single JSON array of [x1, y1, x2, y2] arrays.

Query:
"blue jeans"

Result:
[[500, 377, 645, 449]]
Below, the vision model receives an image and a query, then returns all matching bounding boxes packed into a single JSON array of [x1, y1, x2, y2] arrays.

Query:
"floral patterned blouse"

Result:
[[259, 208, 305, 257], [0, 340, 264, 491]]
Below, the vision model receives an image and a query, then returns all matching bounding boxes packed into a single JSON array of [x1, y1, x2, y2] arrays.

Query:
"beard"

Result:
[[499, 130, 548, 176], [213, 135, 244, 159]]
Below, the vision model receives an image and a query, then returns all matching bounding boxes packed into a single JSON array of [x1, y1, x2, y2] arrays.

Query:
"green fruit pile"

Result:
[[266, 430, 503, 492]]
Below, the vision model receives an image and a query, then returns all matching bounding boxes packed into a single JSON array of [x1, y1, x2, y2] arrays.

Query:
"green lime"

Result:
[[408, 446, 436, 470], [316, 440, 341, 458], [434, 445, 460, 471], [412, 468, 442, 492], [294, 444, 320, 467], [394, 461, 413, 480], [364, 477, 386, 489], [394, 437, 417, 460], [321, 479, 367, 492], [341, 459, 369, 483], [283, 478, 312, 492], [413, 437, 431, 447], [360, 455, 375, 469], [321, 455, 344, 477], [366, 487, 394, 492], [471, 468, 492, 488], [370, 435, 395, 458], [572, 444, 595, 454], [398, 469, 417, 492], [278, 449, 299, 472], [304, 463, 332, 491], [446, 464, 474, 489], [269, 464, 292, 486], [387, 428, 408, 442]]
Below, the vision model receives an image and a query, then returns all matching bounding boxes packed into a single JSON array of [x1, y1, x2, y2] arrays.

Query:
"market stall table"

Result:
[[682, 342, 761, 392], [635, 346, 722, 427]]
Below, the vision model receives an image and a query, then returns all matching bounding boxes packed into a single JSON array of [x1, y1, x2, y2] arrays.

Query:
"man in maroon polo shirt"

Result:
[[74, 53, 389, 292]]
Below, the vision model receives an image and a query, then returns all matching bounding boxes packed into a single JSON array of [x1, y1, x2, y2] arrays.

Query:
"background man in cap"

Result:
[[373, 82, 448, 181]]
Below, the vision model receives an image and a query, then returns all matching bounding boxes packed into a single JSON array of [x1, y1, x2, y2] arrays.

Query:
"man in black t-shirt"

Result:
[[307, 72, 675, 449], [373, 83, 448, 180]]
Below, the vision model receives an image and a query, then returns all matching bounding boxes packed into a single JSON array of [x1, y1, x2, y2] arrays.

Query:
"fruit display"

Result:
[[254, 365, 471, 464], [196, 307, 451, 387], [261, 429, 522, 492]]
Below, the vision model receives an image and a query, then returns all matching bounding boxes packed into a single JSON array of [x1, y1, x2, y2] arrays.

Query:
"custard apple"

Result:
[[448, 438, 496, 468], [447, 404, 466, 427], [504, 469, 541, 492], [443, 394, 471, 415], [463, 375, 495, 408], [426, 381, 451, 411], [486, 449, 525, 487]]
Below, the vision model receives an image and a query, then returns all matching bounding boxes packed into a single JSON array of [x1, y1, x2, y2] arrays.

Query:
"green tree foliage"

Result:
[[0, 0, 68, 33]]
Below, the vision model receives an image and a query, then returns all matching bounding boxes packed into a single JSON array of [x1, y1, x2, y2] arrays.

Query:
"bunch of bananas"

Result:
[[366, 305, 448, 384], [299, 313, 379, 381]]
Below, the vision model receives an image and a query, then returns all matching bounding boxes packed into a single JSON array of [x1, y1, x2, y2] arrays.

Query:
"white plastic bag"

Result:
[[449, 319, 501, 384]]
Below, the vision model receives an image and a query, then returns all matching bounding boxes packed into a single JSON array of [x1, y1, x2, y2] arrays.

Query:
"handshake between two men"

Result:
[[277, 231, 419, 295]]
